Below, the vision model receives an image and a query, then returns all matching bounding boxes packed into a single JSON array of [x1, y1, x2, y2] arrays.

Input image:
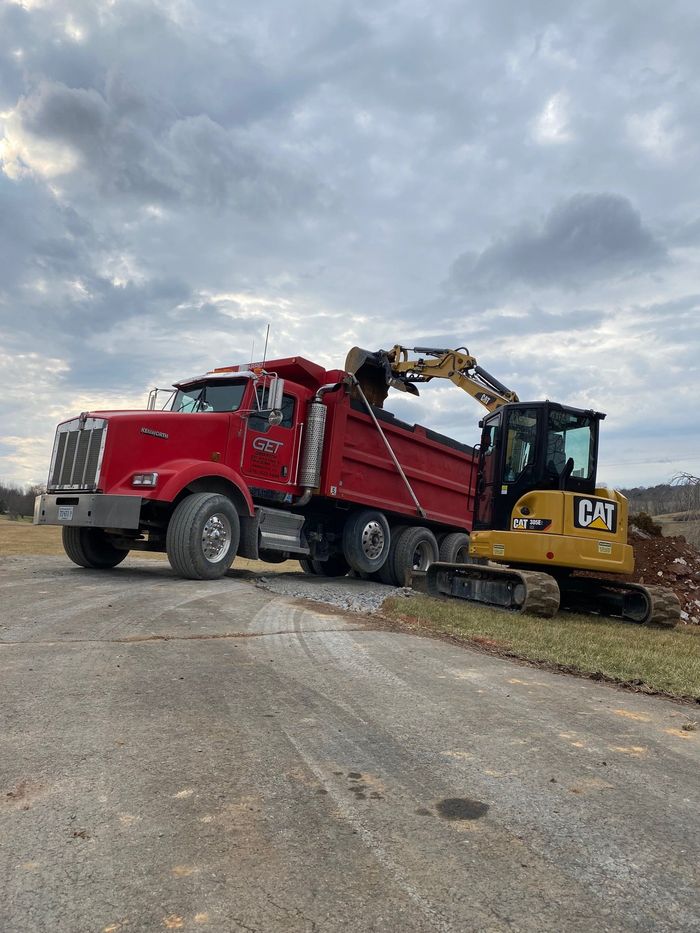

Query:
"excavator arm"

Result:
[[345, 344, 519, 412]]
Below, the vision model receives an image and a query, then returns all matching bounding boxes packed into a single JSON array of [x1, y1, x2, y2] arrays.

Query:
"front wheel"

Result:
[[166, 493, 240, 580], [62, 527, 129, 569]]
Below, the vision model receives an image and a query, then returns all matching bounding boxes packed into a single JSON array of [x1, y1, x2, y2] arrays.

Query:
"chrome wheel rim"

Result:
[[201, 513, 231, 562], [361, 520, 386, 560]]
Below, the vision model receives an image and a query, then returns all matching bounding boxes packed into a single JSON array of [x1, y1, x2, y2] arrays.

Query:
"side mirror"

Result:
[[268, 410, 283, 426], [268, 376, 284, 411]]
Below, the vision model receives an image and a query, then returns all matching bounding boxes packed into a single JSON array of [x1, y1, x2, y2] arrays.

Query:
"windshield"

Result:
[[547, 409, 595, 480], [171, 380, 247, 413]]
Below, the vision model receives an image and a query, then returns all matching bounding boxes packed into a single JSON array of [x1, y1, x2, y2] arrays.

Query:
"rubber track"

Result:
[[558, 577, 681, 627], [424, 563, 560, 618], [517, 570, 562, 618], [625, 583, 680, 627]]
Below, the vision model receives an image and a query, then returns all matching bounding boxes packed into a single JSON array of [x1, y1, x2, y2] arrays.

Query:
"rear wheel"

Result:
[[342, 510, 391, 574], [377, 524, 408, 586], [313, 553, 350, 577], [439, 532, 471, 564], [393, 526, 439, 586], [299, 554, 350, 577], [166, 493, 239, 580], [62, 527, 129, 569]]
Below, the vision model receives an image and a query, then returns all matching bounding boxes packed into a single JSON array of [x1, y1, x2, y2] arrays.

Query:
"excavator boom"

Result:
[[345, 345, 518, 412]]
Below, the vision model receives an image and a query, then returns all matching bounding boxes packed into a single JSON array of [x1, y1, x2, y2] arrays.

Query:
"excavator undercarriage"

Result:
[[424, 562, 680, 626]]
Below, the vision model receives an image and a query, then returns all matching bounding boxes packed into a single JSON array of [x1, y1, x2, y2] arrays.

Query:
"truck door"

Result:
[[241, 386, 302, 490]]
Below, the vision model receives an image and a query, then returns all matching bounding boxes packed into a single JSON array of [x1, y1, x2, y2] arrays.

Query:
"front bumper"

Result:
[[34, 494, 142, 530]]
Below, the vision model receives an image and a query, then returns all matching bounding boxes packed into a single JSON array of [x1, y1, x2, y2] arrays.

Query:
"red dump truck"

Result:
[[34, 356, 476, 584]]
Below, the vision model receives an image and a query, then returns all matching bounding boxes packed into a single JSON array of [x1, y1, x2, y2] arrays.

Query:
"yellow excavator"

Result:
[[346, 344, 680, 626]]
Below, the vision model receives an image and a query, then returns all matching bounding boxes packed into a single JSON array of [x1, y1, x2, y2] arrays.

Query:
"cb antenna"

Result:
[[262, 323, 270, 368]]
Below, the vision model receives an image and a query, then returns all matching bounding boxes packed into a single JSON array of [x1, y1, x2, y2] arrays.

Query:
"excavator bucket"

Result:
[[344, 347, 419, 408]]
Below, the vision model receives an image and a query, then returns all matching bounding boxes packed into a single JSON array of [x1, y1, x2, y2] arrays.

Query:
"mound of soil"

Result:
[[629, 526, 700, 625]]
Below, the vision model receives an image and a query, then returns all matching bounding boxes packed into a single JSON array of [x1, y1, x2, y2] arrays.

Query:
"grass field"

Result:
[[656, 513, 700, 549], [383, 595, 700, 701]]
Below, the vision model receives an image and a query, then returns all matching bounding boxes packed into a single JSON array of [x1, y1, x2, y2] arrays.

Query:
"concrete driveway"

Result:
[[1, 556, 698, 933]]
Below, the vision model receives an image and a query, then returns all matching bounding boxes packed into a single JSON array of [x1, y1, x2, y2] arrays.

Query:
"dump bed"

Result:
[[320, 391, 476, 530]]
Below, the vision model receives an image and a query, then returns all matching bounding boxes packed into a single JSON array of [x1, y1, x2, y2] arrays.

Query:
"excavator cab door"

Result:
[[474, 413, 501, 527]]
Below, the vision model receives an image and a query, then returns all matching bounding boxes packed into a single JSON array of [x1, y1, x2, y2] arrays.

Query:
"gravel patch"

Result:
[[255, 572, 415, 613]]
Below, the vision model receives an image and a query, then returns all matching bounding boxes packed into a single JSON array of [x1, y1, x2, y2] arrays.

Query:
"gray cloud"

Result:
[[450, 194, 667, 296]]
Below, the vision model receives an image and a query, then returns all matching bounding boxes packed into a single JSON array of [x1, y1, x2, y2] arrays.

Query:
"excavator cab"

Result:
[[474, 402, 604, 532]]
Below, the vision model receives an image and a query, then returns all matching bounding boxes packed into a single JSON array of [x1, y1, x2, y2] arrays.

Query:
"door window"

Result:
[[248, 393, 296, 433], [503, 409, 538, 482]]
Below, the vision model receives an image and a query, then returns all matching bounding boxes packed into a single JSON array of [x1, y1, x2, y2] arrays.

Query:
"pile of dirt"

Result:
[[629, 526, 700, 624]]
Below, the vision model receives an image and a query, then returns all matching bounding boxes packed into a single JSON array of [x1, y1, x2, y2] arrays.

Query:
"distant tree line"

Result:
[[0, 482, 46, 520], [619, 473, 700, 518]]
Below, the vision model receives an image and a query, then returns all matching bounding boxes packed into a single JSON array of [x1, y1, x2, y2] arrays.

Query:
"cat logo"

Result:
[[573, 496, 617, 534]]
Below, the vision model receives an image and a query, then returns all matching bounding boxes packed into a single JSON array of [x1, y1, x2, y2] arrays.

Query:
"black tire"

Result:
[[299, 554, 350, 576], [439, 532, 471, 564], [392, 526, 439, 586], [313, 554, 350, 577], [62, 527, 129, 569], [377, 524, 408, 586], [166, 493, 240, 580], [342, 510, 391, 574]]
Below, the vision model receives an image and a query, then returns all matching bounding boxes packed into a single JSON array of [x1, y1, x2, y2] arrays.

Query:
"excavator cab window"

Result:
[[546, 409, 595, 482], [474, 402, 602, 531]]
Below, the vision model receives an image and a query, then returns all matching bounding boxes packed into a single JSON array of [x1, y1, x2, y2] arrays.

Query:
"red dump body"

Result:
[[320, 389, 476, 529], [218, 356, 478, 529]]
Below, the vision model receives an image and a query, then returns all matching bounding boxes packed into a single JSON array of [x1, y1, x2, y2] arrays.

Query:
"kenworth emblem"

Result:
[[141, 427, 169, 439]]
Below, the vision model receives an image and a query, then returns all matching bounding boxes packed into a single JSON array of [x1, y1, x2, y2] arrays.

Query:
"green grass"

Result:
[[383, 595, 700, 701]]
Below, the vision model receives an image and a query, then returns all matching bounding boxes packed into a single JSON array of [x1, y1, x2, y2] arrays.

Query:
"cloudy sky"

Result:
[[1, 0, 699, 489]]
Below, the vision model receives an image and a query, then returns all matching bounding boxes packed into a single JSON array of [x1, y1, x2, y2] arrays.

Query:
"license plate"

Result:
[[58, 506, 74, 521]]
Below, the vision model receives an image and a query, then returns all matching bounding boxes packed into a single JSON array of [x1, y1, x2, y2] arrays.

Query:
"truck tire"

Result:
[[314, 554, 350, 577], [439, 532, 471, 564], [377, 524, 407, 586], [62, 527, 129, 569], [166, 493, 240, 580], [392, 526, 439, 586], [342, 510, 391, 574], [299, 554, 350, 576]]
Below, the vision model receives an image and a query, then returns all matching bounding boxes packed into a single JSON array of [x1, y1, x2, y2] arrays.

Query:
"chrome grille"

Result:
[[48, 418, 107, 490]]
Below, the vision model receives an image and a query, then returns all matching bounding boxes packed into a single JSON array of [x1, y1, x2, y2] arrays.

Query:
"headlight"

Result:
[[132, 472, 159, 487]]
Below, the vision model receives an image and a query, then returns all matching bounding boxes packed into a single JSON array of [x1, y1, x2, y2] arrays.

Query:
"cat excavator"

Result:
[[346, 344, 680, 626]]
